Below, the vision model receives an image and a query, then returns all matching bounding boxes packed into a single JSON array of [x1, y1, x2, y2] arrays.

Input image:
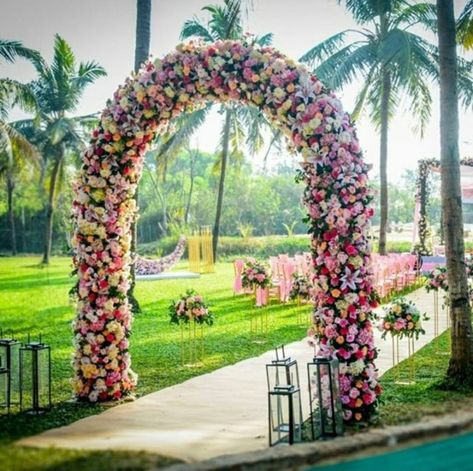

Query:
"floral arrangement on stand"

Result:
[[169, 289, 214, 326], [380, 297, 427, 340], [135, 236, 186, 275], [242, 259, 271, 289], [289, 273, 313, 302], [425, 266, 449, 293], [71, 36, 379, 419]]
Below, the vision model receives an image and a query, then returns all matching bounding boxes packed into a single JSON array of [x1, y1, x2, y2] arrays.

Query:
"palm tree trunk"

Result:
[[21, 206, 26, 252], [128, 0, 152, 314], [185, 150, 196, 225], [41, 156, 61, 264], [378, 68, 391, 255], [437, 0, 473, 386], [134, 0, 152, 72], [212, 109, 232, 261], [6, 171, 17, 255]]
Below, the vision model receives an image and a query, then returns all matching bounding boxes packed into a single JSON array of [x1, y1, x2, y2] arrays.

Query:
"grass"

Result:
[[379, 330, 473, 426], [0, 256, 312, 470], [2, 256, 473, 470]]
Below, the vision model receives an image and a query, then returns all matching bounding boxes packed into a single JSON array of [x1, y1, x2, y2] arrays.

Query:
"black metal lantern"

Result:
[[307, 357, 344, 439], [0, 329, 21, 406], [266, 345, 300, 391], [20, 335, 51, 414], [0, 356, 9, 413], [268, 385, 303, 446]]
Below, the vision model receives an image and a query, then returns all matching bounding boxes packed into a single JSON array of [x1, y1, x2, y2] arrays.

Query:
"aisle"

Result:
[[18, 288, 448, 463]]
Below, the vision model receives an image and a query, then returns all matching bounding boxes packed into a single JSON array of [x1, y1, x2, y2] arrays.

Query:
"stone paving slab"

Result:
[[17, 288, 448, 463]]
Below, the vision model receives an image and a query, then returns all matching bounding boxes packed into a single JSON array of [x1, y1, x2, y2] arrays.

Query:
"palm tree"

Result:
[[458, 0, 473, 49], [128, 0, 152, 313], [300, 1, 443, 255], [181, 0, 275, 260], [0, 39, 43, 255], [437, 0, 473, 386], [18, 35, 106, 264], [0, 122, 41, 254]]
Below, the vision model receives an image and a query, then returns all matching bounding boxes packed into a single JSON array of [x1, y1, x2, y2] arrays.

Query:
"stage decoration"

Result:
[[414, 157, 473, 255], [71, 38, 379, 421], [135, 236, 186, 275]]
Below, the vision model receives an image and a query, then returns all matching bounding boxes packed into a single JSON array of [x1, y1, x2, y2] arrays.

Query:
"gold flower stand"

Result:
[[180, 322, 205, 367], [391, 335, 416, 384]]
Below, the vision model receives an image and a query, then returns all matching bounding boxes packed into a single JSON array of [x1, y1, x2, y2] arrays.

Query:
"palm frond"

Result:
[[255, 32, 273, 46], [299, 30, 353, 66], [340, 0, 387, 24], [392, 2, 437, 32], [315, 42, 376, 91], [0, 78, 37, 117], [351, 65, 377, 121], [366, 71, 400, 129], [0, 120, 42, 176], [154, 105, 211, 161], [0, 39, 43, 65], [457, 0, 473, 50], [456, 56, 473, 109], [73, 61, 107, 90], [180, 19, 215, 42]]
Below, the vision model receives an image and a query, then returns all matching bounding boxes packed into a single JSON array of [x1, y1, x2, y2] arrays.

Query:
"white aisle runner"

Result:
[[18, 288, 448, 463]]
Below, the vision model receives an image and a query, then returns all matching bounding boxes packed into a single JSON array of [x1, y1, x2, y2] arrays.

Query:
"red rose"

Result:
[[106, 333, 115, 343]]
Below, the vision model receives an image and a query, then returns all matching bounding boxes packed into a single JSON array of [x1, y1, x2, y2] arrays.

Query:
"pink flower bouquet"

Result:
[[289, 273, 313, 301], [241, 259, 271, 289], [169, 290, 214, 326], [425, 266, 448, 293]]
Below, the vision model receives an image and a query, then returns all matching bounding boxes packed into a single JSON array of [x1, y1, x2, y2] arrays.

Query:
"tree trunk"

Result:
[[160, 154, 169, 235], [134, 0, 152, 72], [41, 156, 61, 264], [6, 171, 17, 256], [21, 206, 26, 252], [128, 0, 152, 314], [437, 0, 473, 386], [185, 149, 196, 225], [212, 109, 232, 261], [378, 68, 391, 256]]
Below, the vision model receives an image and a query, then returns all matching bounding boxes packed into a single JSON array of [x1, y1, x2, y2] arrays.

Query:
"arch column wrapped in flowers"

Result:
[[71, 39, 380, 422]]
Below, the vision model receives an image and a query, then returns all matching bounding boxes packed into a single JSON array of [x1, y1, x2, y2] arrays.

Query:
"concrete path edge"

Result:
[[161, 410, 473, 471]]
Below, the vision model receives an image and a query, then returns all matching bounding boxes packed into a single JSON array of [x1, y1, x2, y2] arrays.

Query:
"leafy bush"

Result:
[[138, 236, 415, 260]]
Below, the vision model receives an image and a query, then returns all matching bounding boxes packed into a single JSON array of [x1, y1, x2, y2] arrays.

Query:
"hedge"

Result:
[[138, 236, 415, 260]]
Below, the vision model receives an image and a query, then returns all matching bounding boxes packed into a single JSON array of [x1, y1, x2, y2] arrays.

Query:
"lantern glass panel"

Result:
[[308, 359, 344, 439], [0, 364, 8, 411], [20, 344, 51, 413], [266, 360, 300, 391], [0, 340, 21, 404], [268, 386, 302, 446]]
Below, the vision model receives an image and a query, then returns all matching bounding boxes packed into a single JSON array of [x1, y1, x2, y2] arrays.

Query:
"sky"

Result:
[[0, 0, 472, 181]]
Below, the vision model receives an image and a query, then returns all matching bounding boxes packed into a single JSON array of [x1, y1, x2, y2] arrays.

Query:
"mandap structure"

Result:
[[414, 157, 473, 255], [71, 39, 380, 423]]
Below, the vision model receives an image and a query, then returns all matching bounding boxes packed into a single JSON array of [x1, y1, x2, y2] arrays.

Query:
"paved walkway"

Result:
[[18, 287, 449, 463]]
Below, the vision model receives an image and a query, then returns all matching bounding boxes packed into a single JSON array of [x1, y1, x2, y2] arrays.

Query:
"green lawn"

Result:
[[0, 256, 311, 470], [1, 257, 473, 471]]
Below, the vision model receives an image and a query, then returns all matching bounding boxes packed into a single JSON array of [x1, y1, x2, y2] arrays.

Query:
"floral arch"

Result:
[[71, 39, 380, 423]]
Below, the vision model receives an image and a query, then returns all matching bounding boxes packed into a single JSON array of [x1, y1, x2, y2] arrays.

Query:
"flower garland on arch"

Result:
[[135, 236, 186, 276], [71, 38, 379, 421], [415, 157, 473, 255]]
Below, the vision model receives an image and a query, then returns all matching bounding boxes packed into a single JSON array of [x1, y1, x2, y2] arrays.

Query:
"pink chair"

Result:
[[280, 261, 296, 302], [233, 259, 245, 295]]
